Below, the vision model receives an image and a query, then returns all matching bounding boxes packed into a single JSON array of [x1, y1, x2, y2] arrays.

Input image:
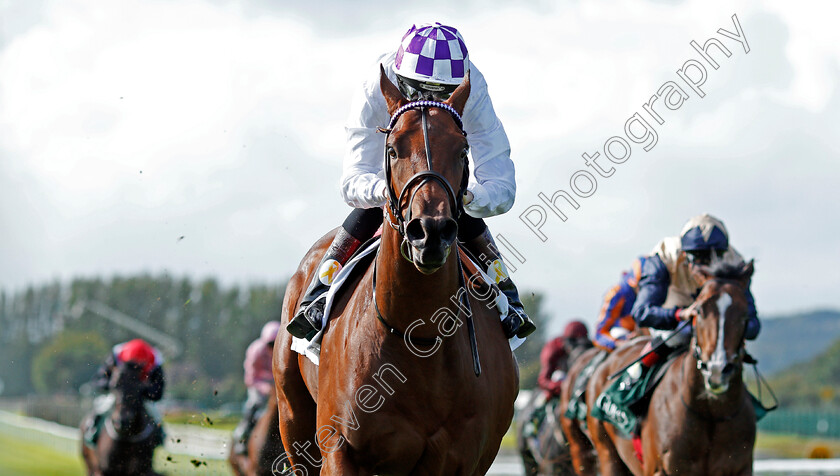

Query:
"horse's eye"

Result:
[[460, 148, 469, 160], [387, 147, 397, 160]]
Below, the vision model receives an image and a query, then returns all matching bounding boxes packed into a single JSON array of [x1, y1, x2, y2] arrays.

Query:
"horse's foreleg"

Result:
[[562, 418, 596, 476], [320, 448, 370, 476], [588, 419, 634, 476]]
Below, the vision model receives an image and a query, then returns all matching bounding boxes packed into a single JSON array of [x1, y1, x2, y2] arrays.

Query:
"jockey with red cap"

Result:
[[232, 321, 281, 455], [286, 22, 535, 342], [83, 338, 165, 447], [537, 320, 592, 397]]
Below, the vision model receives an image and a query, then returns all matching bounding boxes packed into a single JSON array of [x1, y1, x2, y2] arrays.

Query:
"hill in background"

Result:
[[747, 309, 840, 376], [767, 335, 840, 408]]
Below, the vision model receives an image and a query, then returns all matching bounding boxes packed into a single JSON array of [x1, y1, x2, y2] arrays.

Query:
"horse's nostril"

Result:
[[440, 219, 458, 245], [405, 219, 426, 244]]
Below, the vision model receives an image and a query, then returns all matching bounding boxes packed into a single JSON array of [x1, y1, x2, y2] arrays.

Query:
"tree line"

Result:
[[0, 275, 549, 406]]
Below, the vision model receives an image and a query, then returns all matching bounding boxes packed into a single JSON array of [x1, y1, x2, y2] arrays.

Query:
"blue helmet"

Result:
[[680, 214, 728, 252]]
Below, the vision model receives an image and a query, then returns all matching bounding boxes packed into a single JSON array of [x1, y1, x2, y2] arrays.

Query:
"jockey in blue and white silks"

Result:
[[286, 22, 535, 341], [624, 213, 760, 381]]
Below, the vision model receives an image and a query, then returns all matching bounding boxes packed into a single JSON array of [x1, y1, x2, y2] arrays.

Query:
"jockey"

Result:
[[592, 257, 646, 353], [537, 320, 591, 398], [232, 321, 281, 455], [83, 338, 165, 446], [624, 213, 760, 384], [286, 22, 535, 341]]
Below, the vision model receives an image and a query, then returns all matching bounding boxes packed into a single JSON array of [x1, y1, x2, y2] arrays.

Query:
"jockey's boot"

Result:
[[286, 228, 363, 340], [619, 336, 669, 390], [464, 228, 536, 339]]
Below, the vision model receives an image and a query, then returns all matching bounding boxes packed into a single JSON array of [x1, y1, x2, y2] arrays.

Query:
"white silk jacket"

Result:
[[340, 52, 516, 218]]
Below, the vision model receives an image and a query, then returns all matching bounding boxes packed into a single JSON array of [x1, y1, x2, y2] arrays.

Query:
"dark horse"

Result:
[[273, 67, 519, 474], [517, 342, 594, 475], [229, 390, 286, 476], [570, 262, 756, 475], [516, 390, 574, 475], [81, 361, 162, 476]]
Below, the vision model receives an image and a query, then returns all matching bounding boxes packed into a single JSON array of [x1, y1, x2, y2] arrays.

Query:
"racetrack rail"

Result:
[[2, 411, 838, 474]]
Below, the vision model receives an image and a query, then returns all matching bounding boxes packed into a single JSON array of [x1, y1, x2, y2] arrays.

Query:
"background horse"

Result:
[[273, 69, 519, 474], [584, 262, 756, 475], [558, 346, 604, 475], [516, 387, 574, 475], [81, 361, 162, 476], [560, 332, 650, 474], [229, 390, 285, 476], [518, 341, 593, 475]]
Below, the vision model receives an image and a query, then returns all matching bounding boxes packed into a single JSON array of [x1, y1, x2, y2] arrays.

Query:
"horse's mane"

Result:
[[708, 261, 749, 281]]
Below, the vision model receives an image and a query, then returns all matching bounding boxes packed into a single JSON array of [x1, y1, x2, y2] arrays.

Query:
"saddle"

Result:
[[290, 237, 519, 365], [564, 349, 608, 426], [591, 348, 684, 439], [83, 397, 164, 448]]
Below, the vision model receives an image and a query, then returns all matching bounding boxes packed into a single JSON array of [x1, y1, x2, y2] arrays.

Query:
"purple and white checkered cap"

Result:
[[394, 22, 469, 85]]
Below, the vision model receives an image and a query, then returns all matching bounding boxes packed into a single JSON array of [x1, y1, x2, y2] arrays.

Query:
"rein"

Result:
[[371, 100, 481, 376]]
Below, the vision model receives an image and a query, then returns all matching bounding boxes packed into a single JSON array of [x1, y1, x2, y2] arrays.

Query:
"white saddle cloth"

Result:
[[290, 238, 525, 365]]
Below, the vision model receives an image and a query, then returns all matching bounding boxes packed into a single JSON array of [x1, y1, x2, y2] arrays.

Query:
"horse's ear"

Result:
[[380, 64, 407, 116], [740, 260, 755, 286], [446, 70, 471, 115]]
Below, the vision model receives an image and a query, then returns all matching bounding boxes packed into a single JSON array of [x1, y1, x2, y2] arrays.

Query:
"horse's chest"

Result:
[[660, 416, 754, 475]]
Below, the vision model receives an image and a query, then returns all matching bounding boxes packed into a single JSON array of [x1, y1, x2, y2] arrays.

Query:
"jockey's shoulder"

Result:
[[649, 237, 681, 272]]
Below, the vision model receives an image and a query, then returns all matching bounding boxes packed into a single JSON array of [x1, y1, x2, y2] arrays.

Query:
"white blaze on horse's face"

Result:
[[704, 292, 733, 394]]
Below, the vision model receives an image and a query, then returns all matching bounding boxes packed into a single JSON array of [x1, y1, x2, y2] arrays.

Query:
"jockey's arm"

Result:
[[143, 366, 165, 401], [340, 55, 393, 210], [93, 353, 117, 392], [460, 69, 515, 219], [631, 255, 680, 330], [537, 339, 565, 394], [594, 285, 626, 351]]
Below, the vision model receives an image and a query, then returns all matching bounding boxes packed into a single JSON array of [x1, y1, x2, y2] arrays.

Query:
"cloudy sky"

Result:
[[1, 0, 838, 334]]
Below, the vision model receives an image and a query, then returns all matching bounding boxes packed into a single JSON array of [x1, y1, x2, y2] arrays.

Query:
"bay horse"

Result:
[[560, 333, 650, 474], [229, 390, 286, 476], [558, 346, 604, 475], [580, 261, 756, 475], [81, 361, 162, 476], [273, 67, 519, 474]]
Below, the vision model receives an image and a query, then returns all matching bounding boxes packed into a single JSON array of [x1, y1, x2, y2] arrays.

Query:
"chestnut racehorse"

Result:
[[273, 68, 519, 474], [558, 346, 604, 475], [81, 361, 162, 476], [575, 262, 756, 475], [229, 390, 285, 476]]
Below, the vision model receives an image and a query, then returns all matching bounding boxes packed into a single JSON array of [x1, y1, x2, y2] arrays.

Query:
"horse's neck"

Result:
[[375, 227, 461, 341], [682, 353, 744, 418], [114, 393, 145, 427]]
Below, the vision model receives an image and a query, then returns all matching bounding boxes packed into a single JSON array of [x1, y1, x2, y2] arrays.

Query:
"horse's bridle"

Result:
[[371, 100, 483, 377], [379, 100, 469, 261], [689, 282, 748, 376]]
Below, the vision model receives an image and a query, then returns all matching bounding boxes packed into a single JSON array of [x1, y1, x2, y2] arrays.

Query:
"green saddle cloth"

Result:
[[591, 349, 680, 440], [592, 356, 776, 439], [524, 396, 558, 440], [564, 350, 608, 427]]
